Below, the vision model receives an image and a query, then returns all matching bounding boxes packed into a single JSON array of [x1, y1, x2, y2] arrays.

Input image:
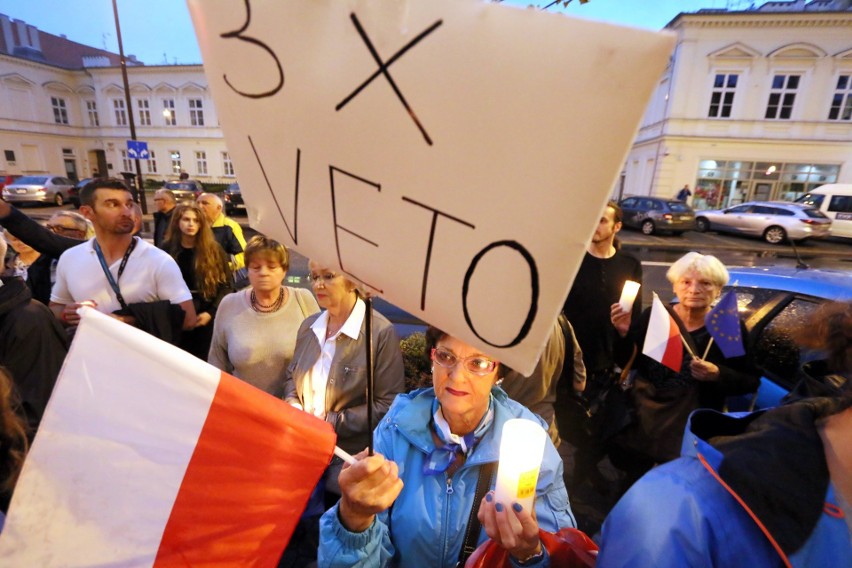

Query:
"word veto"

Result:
[[248, 139, 540, 349]]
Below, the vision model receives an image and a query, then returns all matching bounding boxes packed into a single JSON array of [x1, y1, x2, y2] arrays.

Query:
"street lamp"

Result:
[[111, 0, 147, 214]]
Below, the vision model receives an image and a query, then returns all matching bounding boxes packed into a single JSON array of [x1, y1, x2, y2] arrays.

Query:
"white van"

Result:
[[795, 184, 852, 239]]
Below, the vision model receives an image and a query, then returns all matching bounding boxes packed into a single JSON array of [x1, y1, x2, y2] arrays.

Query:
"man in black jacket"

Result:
[[152, 189, 176, 248]]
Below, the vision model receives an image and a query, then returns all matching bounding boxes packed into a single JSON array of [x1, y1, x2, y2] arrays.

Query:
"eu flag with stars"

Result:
[[705, 290, 745, 358]]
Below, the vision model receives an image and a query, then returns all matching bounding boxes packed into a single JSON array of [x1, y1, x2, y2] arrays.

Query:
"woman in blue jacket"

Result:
[[318, 328, 575, 567]]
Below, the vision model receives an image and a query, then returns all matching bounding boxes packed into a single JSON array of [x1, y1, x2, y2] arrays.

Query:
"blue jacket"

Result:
[[598, 399, 852, 568], [319, 387, 575, 567]]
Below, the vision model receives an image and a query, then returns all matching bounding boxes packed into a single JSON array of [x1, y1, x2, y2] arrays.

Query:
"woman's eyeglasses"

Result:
[[308, 272, 338, 285], [431, 347, 497, 376]]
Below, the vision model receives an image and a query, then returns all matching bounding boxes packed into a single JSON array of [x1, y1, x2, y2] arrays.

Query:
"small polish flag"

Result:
[[0, 307, 336, 567], [642, 292, 684, 373]]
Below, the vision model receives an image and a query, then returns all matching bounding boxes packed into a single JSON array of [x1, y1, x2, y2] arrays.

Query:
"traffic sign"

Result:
[[126, 140, 149, 160]]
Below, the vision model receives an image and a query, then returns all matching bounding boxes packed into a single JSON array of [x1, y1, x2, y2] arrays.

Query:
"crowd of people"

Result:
[[0, 179, 849, 566]]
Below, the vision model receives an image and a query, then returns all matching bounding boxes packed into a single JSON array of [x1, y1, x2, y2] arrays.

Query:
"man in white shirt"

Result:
[[50, 178, 196, 330]]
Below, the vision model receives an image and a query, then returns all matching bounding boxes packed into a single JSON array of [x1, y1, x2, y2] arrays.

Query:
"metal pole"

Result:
[[365, 296, 375, 455], [111, 0, 147, 214]]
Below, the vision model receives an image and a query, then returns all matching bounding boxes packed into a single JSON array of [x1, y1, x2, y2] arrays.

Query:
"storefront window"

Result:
[[693, 159, 840, 207]]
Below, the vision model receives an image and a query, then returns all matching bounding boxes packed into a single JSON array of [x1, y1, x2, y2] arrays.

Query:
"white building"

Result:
[[623, 0, 852, 209], [0, 13, 232, 186]]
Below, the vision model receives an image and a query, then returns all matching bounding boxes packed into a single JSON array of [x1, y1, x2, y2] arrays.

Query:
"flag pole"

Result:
[[334, 446, 357, 465], [679, 333, 697, 359], [365, 296, 375, 456], [701, 338, 714, 361]]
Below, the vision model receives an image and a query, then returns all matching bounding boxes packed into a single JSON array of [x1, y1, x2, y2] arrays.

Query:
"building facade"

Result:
[[621, 0, 852, 209], [1, 5, 850, 204], [0, 13, 232, 185]]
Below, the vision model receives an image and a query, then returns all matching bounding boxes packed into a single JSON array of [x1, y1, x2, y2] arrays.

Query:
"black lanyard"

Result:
[[93, 237, 137, 309]]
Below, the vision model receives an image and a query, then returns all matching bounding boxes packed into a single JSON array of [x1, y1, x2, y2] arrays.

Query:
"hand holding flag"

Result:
[[704, 290, 746, 359]]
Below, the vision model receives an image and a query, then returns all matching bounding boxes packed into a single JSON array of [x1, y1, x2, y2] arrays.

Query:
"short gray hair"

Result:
[[666, 251, 729, 288], [49, 211, 89, 233], [197, 193, 223, 208], [155, 189, 177, 203]]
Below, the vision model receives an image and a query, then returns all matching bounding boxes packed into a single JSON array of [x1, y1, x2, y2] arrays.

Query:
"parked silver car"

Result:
[[695, 201, 831, 244], [164, 179, 205, 201], [1, 175, 75, 206]]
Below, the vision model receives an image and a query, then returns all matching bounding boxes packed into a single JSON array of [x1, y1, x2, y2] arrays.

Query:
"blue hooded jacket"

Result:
[[319, 387, 575, 567], [598, 399, 852, 568]]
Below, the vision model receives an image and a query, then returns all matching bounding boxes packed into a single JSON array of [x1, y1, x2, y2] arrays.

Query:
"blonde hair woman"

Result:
[[283, 260, 405, 500]]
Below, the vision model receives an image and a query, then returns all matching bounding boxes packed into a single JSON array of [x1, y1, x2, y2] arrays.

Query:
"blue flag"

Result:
[[705, 290, 745, 358]]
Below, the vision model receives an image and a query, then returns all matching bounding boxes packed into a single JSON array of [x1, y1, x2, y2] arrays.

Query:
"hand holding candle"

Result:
[[619, 280, 641, 313]]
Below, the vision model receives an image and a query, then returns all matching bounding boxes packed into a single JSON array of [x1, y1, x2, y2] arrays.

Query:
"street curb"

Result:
[[620, 239, 852, 260]]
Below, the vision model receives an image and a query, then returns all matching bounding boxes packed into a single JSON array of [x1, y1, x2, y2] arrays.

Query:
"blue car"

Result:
[[724, 266, 852, 409]]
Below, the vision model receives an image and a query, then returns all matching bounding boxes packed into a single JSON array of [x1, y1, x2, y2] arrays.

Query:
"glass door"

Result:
[[753, 182, 772, 202]]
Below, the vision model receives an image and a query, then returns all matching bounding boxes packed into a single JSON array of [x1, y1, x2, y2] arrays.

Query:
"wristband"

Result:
[[513, 546, 545, 566]]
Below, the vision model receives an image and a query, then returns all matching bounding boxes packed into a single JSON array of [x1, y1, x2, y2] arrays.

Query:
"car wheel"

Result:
[[641, 220, 655, 235], [696, 217, 710, 232], [763, 225, 787, 245], [53, 193, 64, 206]]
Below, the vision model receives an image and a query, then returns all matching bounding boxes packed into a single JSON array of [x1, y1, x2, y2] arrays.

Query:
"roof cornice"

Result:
[[667, 11, 852, 29]]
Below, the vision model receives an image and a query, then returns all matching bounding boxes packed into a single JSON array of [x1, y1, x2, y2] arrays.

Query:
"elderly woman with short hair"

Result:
[[609, 251, 758, 485], [208, 235, 319, 395], [317, 328, 575, 567]]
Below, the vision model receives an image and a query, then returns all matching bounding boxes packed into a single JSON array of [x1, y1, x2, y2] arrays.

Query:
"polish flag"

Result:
[[0, 307, 336, 567], [642, 292, 684, 373]]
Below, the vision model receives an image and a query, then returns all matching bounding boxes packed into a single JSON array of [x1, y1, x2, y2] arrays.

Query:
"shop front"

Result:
[[693, 159, 840, 210]]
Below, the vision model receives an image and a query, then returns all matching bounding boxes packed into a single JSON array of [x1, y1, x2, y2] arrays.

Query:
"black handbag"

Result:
[[556, 389, 592, 447], [590, 346, 638, 443]]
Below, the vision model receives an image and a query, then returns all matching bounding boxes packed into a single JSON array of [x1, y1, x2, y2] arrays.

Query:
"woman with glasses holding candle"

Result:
[[208, 235, 319, 395], [317, 327, 575, 568], [283, 261, 405, 501], [608, 251, 757, 489]]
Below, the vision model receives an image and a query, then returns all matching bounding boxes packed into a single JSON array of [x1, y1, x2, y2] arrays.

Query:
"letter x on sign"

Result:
[[336, 13, 443, 146]]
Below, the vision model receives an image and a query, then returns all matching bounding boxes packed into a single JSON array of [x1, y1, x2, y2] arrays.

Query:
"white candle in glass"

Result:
[[493, 419, 546, 512], [619, 280, 641, 313]]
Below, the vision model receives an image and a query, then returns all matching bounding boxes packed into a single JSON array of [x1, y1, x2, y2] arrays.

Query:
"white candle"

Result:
[[619, 280, 641, 313], [493, 419, 546, 512]]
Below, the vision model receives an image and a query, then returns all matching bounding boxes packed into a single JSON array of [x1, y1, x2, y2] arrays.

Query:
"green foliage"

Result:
[[400, 332, 432, 392]]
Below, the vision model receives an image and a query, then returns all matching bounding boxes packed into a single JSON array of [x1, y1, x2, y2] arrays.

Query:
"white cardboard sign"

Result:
[[187, 0, 674, 374]]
